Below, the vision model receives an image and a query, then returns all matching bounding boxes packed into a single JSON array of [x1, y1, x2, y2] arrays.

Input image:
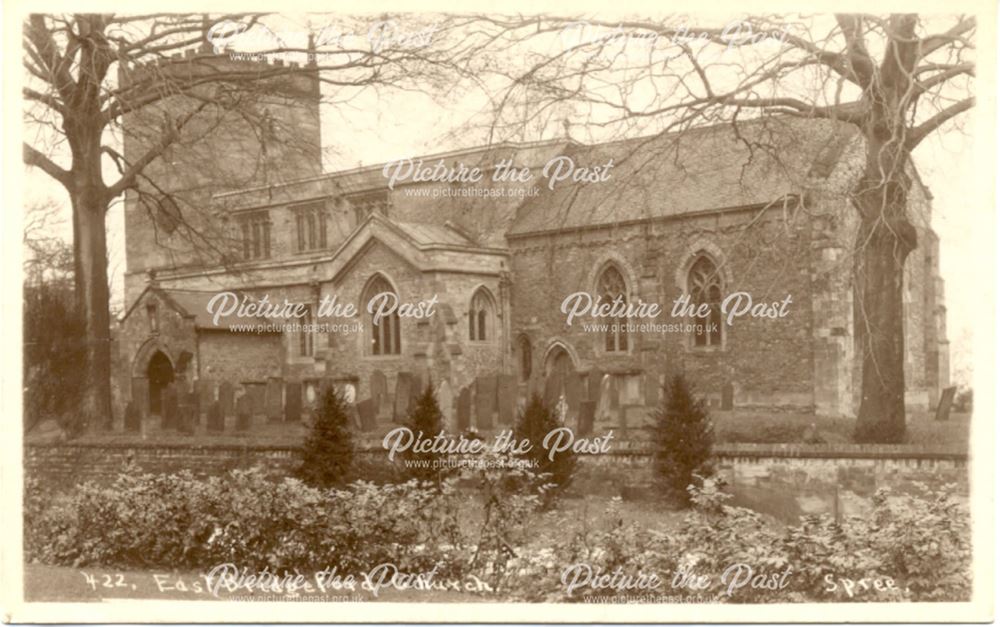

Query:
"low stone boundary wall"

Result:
[[25, 439, 967, 522]]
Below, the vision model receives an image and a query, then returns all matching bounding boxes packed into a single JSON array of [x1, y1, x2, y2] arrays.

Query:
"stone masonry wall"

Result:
[[508, 206, 817, 412]]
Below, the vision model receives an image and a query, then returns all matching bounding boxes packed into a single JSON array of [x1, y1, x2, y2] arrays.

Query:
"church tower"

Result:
[[119, 28, 322, 294]]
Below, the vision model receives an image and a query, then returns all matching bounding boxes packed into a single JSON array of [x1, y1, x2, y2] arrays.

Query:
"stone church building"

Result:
[[115, 52, 949, 432]]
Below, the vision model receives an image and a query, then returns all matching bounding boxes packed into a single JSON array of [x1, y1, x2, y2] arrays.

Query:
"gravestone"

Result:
[[578, 400, 596, 436], [197, 378, 215, 421], [218, 381, 234, 418], [543, 371, 564, 409], [595, 374, 614, 425], [645, 373, 661, 407], [497, 374, 517, 426], [162, 384, 178, 430], [247, 383, 266, 415], [285, 381, 302, 422], [303, 380, 318, 411], [235, 394, 251, 431], [346, 401, 362, 430], [608, 376, 620, 410], [436, 380, 454, 430], [721, 382, 735, 411], [357, 398, 376, 431], [393, 372, 414, 422], [131, 377, 149, 420], [935, 386, 958, 421], [370, 371, 389, 417], [266, 378, 283, 422], [413, 370, 428, 397], [188, 388, 202, 427], [124, 401, 140, 432], [207, 401, 224, 432], [178, 398, 195, 435], [475, 375, 498, 430], [587, 370, 603, 404], [319, 378, 334, 402], [457, 386, 472, 431], [341, 381, 357, 405], [411, 374, 425, 410], [564, 372, 585, 419]]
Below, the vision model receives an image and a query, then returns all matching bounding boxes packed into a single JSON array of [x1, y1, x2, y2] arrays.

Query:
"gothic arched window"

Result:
[[364, 275, 401, 355], [517, 335, 532, 382], [598, 265, 629, 353], [688, 255, 723, 347], [469, 287, 496, 342]]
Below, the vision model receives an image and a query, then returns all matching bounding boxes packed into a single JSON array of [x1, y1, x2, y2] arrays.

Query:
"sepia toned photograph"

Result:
[[2, 1, 994, 623]]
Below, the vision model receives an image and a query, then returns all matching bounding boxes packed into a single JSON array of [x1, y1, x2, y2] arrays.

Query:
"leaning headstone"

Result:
[[393, 372, 414, 422], [266, 378, 283, 422], [475, 375, 498, 430], [578, 400, 596, 436], [285, 381, 302, 423], [935, 386, 957, 421], [207, 401, 224, 432], [162, 384, 178, 430], [370, 371, 389, 417], [357, 398, 376, 431], [436, 380, 454, 430], [218, 381, 233, 418], [457, 386, 472, 431], [124, 401, 140, 432], [236, 394, 251, 431], [497, 374, 517, 426], [721, 381, 734, 411]]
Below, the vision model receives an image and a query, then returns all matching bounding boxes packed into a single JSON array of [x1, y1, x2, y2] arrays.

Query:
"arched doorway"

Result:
[[147, 351, 174, 416], [544, 346, 573, 380]]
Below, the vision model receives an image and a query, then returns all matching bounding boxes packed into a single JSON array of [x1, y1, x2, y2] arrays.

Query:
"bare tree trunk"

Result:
[[71, 188, 113, 433], [852, 176, 917, 443]]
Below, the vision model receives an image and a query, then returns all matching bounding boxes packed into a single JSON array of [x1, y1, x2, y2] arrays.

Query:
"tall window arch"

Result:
[[469, 287, 496, 342], [597, 265, 629, 353], [364, 275, 401, 355], [688, 255, 723, 347]]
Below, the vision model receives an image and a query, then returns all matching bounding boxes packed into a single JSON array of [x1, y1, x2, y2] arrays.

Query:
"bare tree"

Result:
[[21, 13, 475, 432], [460, 13, 974, 442]]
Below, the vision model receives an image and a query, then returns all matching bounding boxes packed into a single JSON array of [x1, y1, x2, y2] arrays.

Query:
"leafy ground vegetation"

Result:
[[25, 465, 970, 603]]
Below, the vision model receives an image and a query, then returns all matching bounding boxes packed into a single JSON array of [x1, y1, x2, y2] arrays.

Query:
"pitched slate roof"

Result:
[[121, 285, 284, 332], [391, 221, 475, 247], [507, 117, 859, 236]]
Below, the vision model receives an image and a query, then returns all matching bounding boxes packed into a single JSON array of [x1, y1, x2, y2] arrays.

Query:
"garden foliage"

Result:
[[651, 374, 714, 506], [25, 471, 970, 602]]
